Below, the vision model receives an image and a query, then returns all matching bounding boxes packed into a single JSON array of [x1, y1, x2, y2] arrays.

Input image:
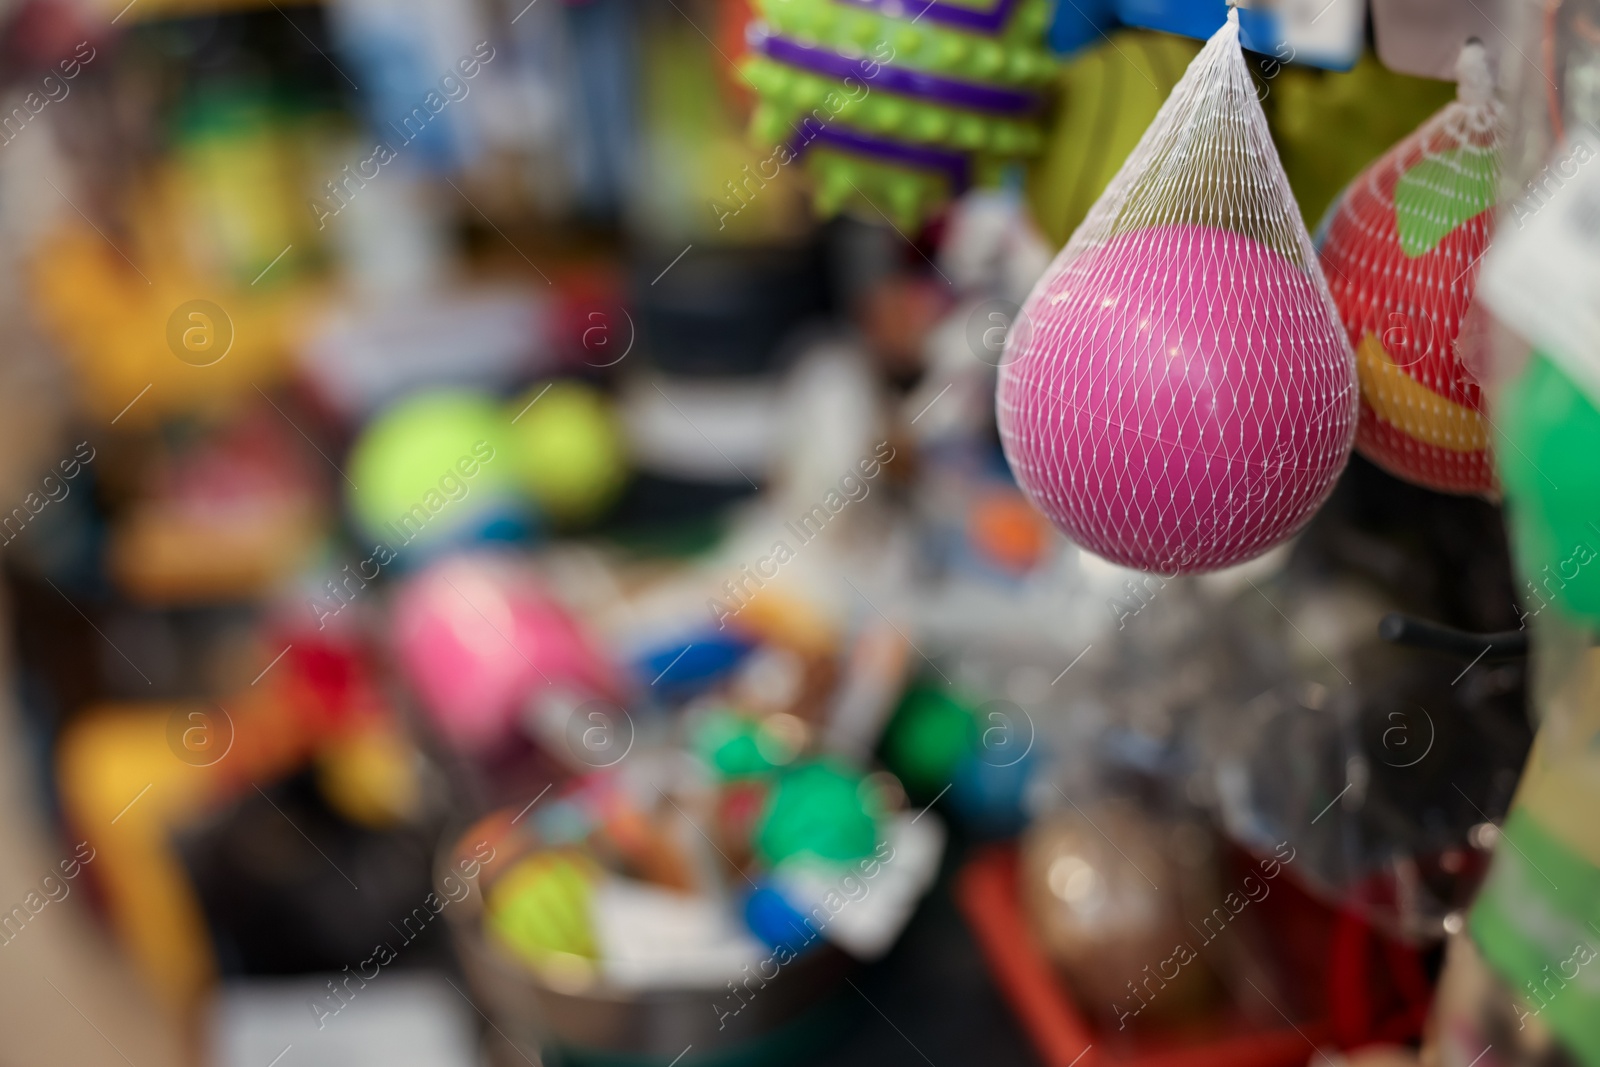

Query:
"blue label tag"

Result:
[[1109, 0, 1362, 71]]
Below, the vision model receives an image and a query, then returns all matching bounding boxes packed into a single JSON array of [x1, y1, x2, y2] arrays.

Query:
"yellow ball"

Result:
[[487, 851, 600, 976], [506, 381, 627, 525]]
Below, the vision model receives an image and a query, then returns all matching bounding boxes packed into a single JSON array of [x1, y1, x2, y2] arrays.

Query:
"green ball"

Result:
[[347, 391, 519, 549], [1498, 354, 1600, 624], [506, 381, 628, 525], [691, 710, 796, 777], [756, 761, 879, 865], [881, 684, 978, 801]]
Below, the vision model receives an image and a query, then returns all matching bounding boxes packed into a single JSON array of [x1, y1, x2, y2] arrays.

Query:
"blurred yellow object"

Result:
[[1355, 334, 1491, 455], [725, 587, 840, 661], [636, 17, 812, 244], [172, 93, 320, 286], [30, 177, 322, 429], [1027, 31, 1198, 248], [56, 707, 229, 1019], [508, 380, 628, 525], [314, 724, 421, 830], [1028, 43, 1454, 248], [56, 692, 317, 1016], [486, 851, 601, 986]]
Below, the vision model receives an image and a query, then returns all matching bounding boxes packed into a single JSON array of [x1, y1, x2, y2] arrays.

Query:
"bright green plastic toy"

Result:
[[756, 761, 879, 864], [347, 390, 519, 550], [505, 380, 627, 526], [1497, 354, 1600, 625], [742, 0, 1056, 230], [693, 709, 800, 779], [881, 683, 978, 800]]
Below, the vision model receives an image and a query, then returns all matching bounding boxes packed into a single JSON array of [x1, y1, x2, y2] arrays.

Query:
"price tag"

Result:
[[1478, 127, 1600, 408], [1278, 0, 1365, 69]]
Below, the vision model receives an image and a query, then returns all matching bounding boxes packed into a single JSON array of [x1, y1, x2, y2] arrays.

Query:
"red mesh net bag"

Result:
[[1316, 44, 1500, 496]]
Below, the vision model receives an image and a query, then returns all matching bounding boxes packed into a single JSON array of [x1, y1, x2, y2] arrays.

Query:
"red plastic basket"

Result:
[[956, 844, 1337, 1067]]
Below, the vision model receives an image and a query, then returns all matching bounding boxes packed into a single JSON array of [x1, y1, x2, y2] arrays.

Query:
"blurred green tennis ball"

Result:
[[506, 381, 627, 524], [347, 391, 520, 549]]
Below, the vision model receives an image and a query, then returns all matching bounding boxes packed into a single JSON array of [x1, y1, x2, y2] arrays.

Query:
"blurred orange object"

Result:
[[726, 587, 840, 662], [586, 776, 697, 891], [106, 409, 326, 605], [969, 489, 1051, 574], [957, 845, 1332, 1067], [109, 503, 319, 604], [716, 0, 757, 109]]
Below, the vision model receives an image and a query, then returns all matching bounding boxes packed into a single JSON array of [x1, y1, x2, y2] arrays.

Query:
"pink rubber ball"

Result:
[[997, 224, 1356, 574], [392, 554, 619, 751]]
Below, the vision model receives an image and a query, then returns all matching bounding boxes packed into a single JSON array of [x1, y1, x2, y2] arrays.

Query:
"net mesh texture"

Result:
[[997, 9, 1356, 575], [1317, 45, 1501, 497]]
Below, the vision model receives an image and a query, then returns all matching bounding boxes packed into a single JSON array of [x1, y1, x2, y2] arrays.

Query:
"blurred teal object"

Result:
[[1497, 354, 1600, 626], [756, 762, 878, 864], [949, 747, 1036, 835]]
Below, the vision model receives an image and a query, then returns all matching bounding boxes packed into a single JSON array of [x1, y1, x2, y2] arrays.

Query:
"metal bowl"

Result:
[[437, 811, 858, 1067]]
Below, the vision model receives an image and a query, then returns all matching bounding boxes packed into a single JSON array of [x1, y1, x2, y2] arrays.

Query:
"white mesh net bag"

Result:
[[996, 8, 1357, 575]]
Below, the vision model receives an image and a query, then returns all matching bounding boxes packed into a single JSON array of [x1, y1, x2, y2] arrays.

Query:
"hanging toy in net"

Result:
[[1316, 44, 1501, 496], [996, 9, 1356, 575], [740, 0, 1057, 232]]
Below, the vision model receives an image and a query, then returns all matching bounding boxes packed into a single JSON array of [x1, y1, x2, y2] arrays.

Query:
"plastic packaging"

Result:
[[1317, 44, 1500, 496], [998, 8, 1355, 574]]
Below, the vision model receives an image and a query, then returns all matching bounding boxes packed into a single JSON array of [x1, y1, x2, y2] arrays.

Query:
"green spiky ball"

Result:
[[743, 0, 1056, 230]]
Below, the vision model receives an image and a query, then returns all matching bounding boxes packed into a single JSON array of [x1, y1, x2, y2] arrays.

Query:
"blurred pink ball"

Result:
[[996, 224, 1355, 573], [392, 555, 618, 751]]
